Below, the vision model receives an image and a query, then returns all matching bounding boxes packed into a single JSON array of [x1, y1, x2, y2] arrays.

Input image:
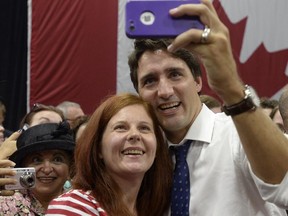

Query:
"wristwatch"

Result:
[[222, 85, 260, 116]]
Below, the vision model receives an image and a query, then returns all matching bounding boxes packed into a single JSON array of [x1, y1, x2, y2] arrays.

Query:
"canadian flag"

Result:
[[29, 0, 288, 114]]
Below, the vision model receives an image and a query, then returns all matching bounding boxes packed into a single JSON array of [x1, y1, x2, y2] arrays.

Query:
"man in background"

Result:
[[56, 101, 85, 125]]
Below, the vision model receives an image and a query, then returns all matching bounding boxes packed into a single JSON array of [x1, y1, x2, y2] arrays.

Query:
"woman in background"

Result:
[[0, 122, 75, 215]]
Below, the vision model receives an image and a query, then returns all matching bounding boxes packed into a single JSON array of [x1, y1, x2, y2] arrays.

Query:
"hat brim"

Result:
[[10, 140, 75, 167]]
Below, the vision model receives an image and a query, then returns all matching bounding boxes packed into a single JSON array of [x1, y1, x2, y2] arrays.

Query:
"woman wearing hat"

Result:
[[0, 122, 75, 215]]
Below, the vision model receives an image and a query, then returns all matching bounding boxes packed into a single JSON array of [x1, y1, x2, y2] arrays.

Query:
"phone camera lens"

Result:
[[129, 21, 135, 31]]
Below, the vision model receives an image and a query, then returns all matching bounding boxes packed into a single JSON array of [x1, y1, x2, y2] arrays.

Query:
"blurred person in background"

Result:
[[0, 98, 12, 140], [260, 97, 279, 116], [20, 103, 64, 128], [0, 122, 75, 215], [70, 115, 90, 141], [56, 101, 85, 125], [279, 88, 288, 134]]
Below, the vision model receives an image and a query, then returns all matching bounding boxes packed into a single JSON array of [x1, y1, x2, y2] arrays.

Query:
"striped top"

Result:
[[46, 189, 107, 216]]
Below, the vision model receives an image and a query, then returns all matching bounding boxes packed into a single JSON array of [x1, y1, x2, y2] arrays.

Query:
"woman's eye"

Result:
[[114, 125, 126, 131], [139, 125, 152, 132], [53, 156, 65, 163], [31, 157, 41, 163]]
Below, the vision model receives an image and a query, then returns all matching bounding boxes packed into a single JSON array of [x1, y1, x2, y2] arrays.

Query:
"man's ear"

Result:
[[195, 77, 202, 93]]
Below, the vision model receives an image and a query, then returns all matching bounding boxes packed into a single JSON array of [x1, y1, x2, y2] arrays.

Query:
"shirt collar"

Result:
[[168, 104, 215, 145]]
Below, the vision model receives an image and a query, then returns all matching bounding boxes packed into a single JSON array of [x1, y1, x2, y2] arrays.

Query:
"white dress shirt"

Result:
[[168, 105, 288, 216]]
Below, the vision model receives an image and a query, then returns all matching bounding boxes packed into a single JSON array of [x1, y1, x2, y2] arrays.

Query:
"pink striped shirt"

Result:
[[46, 189, 107, 216]]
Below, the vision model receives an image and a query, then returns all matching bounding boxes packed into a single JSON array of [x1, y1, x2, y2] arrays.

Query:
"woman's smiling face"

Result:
[[23, 150, 71, 199], [101, 104, 157, 180]]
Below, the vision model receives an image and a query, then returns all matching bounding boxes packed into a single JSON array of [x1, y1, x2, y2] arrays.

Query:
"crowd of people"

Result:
[[0, 0, 287, 215], [200, 94, 287, 134]]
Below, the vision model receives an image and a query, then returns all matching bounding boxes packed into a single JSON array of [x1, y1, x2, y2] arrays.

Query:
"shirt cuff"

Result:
[[249, 166, 288, 209]]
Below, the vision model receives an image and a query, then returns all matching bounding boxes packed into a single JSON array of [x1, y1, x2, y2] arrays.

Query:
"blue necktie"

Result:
[[171, 140, 192, 216]]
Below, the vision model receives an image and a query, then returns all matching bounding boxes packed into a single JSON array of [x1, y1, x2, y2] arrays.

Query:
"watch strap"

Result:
[[222, 95, 256, 116]]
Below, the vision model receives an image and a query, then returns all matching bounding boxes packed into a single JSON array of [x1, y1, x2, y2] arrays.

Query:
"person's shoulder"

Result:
[[214, 112, 235, 126], [201, 104, 232, 124], [56, 189, 95, 202], [212, 112, 240, 142], [47, 189, 107, 216]]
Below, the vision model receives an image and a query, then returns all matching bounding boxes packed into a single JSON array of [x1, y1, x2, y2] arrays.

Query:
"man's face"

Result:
[[66, 107, 84, 124], [137, 50, 202, 143]]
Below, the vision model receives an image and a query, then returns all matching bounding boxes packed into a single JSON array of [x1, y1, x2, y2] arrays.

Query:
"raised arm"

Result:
[[168, 0, 288, 184]]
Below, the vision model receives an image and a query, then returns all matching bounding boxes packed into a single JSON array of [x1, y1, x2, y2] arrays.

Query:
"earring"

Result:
[[63, 180, 72, 191]]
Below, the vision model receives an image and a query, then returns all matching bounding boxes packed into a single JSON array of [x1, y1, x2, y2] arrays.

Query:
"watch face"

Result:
[[246, 85, 260, 107]]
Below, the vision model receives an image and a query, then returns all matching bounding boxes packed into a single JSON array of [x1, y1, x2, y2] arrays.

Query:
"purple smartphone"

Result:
[[125, 0, 204, 38]]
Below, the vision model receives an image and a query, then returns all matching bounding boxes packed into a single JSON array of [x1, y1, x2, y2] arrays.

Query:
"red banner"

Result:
[[29, 0, 288, 115], [30, 0, 118, 114]]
